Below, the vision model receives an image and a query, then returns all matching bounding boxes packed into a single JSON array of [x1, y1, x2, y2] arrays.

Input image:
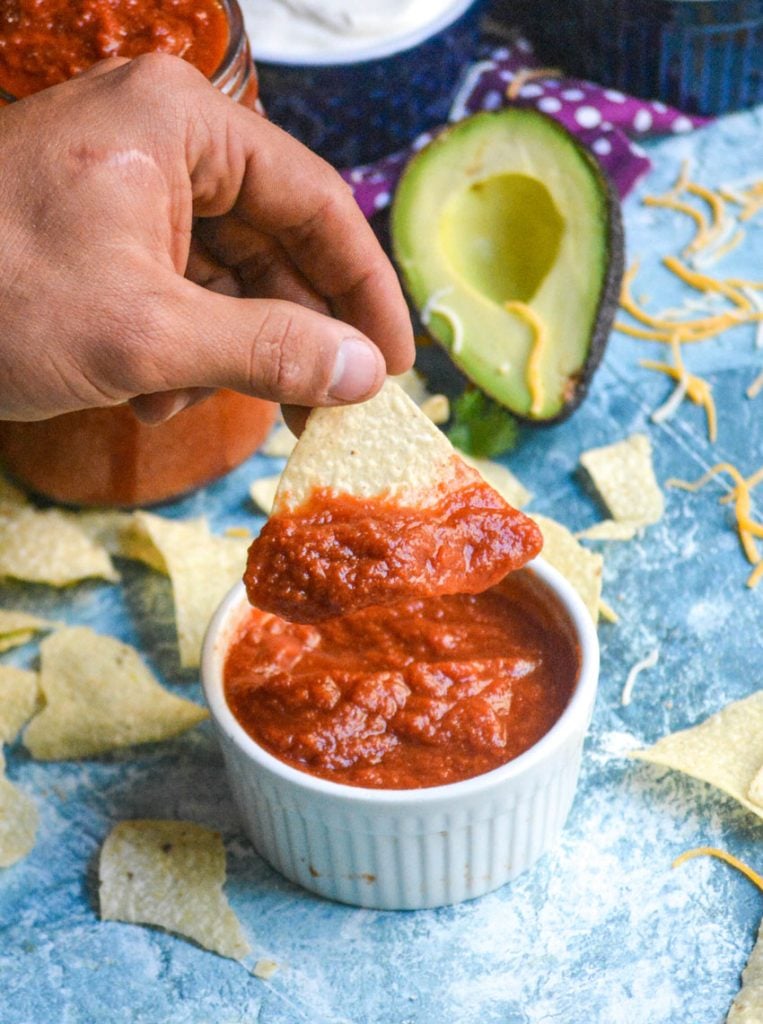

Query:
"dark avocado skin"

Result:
[[391, 109, 626, 425], [546, 130, 625, 425]]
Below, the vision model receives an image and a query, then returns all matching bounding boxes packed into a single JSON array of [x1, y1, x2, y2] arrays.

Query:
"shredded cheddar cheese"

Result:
[[747, 370, 763, 399], [640, 337, 717, 442], [667, 462, 763, 571], [672, 847, 763, 892], [504, 300, 547, 416], [643, 195, 711, 256], [504, 67, 561, 101]]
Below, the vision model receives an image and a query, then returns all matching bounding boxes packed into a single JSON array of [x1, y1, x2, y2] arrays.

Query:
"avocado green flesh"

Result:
[[441, 173, 564, 306], [391, 109, 617, 420]]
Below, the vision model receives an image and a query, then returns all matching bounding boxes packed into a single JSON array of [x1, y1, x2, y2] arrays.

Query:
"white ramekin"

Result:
[[202, 558, 599, 910]]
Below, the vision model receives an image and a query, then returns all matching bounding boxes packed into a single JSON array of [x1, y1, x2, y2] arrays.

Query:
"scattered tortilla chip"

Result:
[[68, 510, 167, 573], [394, 368, 432, 406], [530, 514, 603, 621], [0, 610, 55, 653], [249, 474, 282, 517], [749, 765, 763, 808], [0, 666, 40, 743], [23, 627, 208, 759], [576, 520, 640, 542], [99, 820, 251, 960], [579, 434, 664, 527], [253, 959, 279, 980], [728, 918, 763, 1023], [460, 454, 532, 509], [133, 514, 248, 668], [0, 749, 38, 867], [0, 507, 119, 586], [419, 393, 450, 425], [631, 689, 763, 819], [262, 422, 297, 458]]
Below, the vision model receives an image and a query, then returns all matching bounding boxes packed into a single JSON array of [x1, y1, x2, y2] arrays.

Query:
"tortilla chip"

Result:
[[133, 514, 248, 668], [530, 514, 603, 621], [728, 918, 763, 1023], [576, 520, 640, 542], [99, 820, 250, 960], [0, 507, 118, 586], [272, 380, 468, 513], [249, 474, 282, 517], [0, 666, 40, 743], [262, 423, 297, 458], [253, 959, 279, 980], [419, 394, 450, 425], [579, 434, 664, 526], [632, 689, 763, 819], [23, 627, 208, 760], [460, 454, 532, 509], [0, 749, 38, 867], [749, 766, 763, 808], [0, 610, 55, 653]]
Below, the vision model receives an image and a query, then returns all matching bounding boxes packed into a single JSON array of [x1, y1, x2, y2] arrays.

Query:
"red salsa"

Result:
[[245, 485, 544, 623], [0, 0, 230, 97], [225, 569, 580, 789]]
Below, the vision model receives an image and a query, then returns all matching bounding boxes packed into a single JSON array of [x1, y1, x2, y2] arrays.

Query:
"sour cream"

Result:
[[242, 0, 472, 62]]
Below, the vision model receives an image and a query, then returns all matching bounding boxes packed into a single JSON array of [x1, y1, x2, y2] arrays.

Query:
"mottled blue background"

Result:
[[2, 111, 763, 1023]]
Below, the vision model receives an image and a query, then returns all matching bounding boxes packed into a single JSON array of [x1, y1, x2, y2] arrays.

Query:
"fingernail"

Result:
[[329, 338, 379, 401]]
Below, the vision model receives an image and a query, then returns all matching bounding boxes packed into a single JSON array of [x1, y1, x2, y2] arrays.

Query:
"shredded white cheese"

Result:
[[621, 647, 660, 707]]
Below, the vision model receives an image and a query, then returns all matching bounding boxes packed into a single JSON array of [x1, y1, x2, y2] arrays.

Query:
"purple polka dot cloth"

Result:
[[342, 37, 709, 218]]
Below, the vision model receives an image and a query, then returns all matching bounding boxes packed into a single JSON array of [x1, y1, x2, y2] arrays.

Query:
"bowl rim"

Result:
[[249, 0, 480, 68], [201, 555, 599, 809]]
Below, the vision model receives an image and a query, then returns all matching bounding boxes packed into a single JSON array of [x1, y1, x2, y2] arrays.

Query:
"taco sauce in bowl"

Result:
[[224, 567, 581, 790]]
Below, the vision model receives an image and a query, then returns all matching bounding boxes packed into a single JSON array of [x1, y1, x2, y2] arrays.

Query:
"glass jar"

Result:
[[0, 0, 277, 507]]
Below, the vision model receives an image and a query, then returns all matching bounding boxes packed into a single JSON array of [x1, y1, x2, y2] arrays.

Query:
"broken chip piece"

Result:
[[728, 917, 763, 1023], [631, 689, 763, 819], [0, 507, 119, 586], [579, 433, 664, 529], [245, 380, 542, 623], [132, 513, 249, 669], [249, 474, 282, 517], [0, 666, 40, 744], [0, 609, 55, 653], [23, 627, 208, 760], [261, 422, 297, 458], [576, 520, 640, 542], [99, 820, 251, 960], [0, 749, 38, 868], [529, 514, 603, 622]]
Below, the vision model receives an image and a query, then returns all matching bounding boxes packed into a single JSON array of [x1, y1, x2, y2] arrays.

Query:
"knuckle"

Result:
[[250, 305, 306, 400], [121, 51, 203, 95]]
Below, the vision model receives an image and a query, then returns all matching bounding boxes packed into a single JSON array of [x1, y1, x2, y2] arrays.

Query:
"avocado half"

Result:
[[390, 108, 624, 422]]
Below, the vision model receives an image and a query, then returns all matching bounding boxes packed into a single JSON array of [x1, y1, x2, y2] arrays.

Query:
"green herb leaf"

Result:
[[447, 390, 519, 459]]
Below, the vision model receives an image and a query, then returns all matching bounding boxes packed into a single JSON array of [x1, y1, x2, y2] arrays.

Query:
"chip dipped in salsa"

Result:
[[225, 568, 581, 789]]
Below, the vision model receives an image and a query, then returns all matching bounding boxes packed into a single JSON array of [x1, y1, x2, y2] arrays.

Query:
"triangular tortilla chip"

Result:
[[0, 507, 118, 586], [579, 433, 664, 527], [0, 749, 38, 867], [99, 820, 250, 960], [529, 514, 603, 622], [249, 474, 282, 516], [728, 918, 763, 1023], [132, 514, 249, 668], [23, 627, 208, 759], [460, 454, 532, 509], [0, 609, 55, 653], [246, 380, 541, 622], [0, 666, 40, 743], [632, 689, 763, 820]]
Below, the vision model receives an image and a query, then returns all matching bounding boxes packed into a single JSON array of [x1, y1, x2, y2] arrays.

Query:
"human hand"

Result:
[[0, 54, 414, 425]]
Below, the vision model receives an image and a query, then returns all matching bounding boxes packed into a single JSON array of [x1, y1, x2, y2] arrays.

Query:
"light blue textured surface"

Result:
[[2, 111, 763, 1024]]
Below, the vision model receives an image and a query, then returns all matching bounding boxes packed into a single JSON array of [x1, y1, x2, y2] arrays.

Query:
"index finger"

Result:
[[189, 102, 414, 375]]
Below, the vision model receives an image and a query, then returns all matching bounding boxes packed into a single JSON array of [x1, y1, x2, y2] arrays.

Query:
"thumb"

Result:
[[140, 278, 388, 408]]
